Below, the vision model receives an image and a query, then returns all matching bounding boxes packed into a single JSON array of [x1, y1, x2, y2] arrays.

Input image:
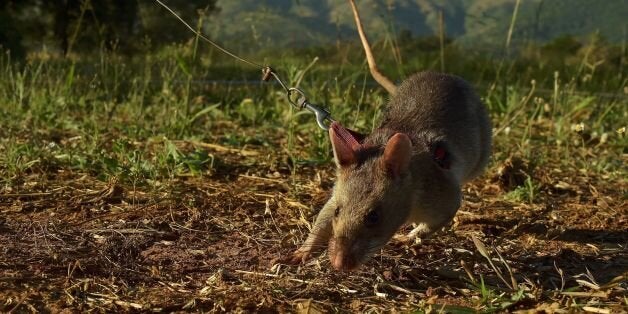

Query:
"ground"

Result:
[[1, 126, 625, 313], [0, 41, 626, 311]]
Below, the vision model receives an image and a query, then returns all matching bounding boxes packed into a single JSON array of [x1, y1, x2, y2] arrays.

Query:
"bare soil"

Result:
[[1, 142, 626, 313]]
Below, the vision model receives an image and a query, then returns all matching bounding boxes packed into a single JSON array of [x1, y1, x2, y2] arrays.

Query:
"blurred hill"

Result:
[[206, 0, 626, 51], [0, 0, 625, 57]]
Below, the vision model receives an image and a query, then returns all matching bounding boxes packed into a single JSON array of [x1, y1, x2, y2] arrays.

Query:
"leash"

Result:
[[154, 0, 335, 130]]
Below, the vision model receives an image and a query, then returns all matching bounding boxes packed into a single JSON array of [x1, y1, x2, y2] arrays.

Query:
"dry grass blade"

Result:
[[186, 140, 260, 156], [460, 260, 477, 284], [471, 235, 514, 290], [581, 306, 611, 314], [553, 261, 566, 291], [559, 291, 609, 298], [599, 273, 628, 290], [471, 235, 490, 259], [493, 243, 518, 288], [295, 299, 326, 314], [576, 279, 601, 290], [0, 192, 53, 198]]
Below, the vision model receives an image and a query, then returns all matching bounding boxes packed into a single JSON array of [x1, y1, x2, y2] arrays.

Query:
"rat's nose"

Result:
[[331, 252, 357, 271], [329, 237, 357, 271], [331, 253, 345, 271]]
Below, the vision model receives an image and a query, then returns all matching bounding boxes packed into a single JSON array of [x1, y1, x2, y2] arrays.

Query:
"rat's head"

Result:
[[326, 122, 416, 271]]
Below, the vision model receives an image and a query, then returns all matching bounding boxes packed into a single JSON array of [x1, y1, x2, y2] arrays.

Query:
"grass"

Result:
[[0, 40, 626, 312]]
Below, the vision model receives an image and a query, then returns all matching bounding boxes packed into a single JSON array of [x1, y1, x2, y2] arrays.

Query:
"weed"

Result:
[[505, 175, 538, 204]]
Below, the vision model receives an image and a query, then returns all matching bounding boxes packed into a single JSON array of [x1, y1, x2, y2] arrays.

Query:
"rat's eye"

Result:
[[334, 207, 340, 217], [364, 209, 379, 226], [432, 143, 451, 169]]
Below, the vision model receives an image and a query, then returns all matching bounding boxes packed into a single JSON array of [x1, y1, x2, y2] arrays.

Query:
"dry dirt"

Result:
[[0, 143, 626, 313]]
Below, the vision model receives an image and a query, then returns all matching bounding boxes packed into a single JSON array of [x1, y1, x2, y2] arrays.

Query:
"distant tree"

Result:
[[0, 6, 21, 57], [541, 34, 582, 58], [0, 0, 38, 58], [0, 0, 219, 57]]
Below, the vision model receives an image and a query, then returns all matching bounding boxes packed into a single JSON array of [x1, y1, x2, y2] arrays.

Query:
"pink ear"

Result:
[[382, 133, 412, 178], [329, 122, 364, 167]]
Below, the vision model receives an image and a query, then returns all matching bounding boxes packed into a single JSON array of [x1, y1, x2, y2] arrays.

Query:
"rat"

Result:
[[287, 71, 492, 271], [283, 0, 492, 271]]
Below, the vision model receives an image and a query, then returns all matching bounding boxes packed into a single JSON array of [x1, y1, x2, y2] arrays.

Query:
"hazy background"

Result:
[[1, 0, 625, 57]]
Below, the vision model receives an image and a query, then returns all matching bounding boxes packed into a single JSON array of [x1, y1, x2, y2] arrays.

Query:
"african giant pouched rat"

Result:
[[288, 72, 492, 271]]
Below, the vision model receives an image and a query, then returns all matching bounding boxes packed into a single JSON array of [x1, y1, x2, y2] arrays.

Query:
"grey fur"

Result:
[[290, 71, 492, 270]]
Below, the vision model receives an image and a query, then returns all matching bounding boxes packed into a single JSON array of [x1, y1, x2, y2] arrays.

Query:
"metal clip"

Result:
[[305, 102, 334, 130], [288, 88, 334, 130], [263, 68, 335, 130]]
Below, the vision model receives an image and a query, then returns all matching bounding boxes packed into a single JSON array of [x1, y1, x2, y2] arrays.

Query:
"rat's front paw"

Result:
[[278, 249, 311, 265], [393, 223, 430, 244]]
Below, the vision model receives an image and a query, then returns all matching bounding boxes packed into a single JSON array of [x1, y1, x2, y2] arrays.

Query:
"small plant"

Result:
[[468, 236, 534, 312], [505, 174, 538, 204], [163, 139, 214, 177], [0, 142, 43, 180]]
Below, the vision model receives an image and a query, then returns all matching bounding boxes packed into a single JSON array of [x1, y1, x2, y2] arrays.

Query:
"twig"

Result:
[[0, 192, 54, 198], [85, 228, 166, 234], [348, 0, 397, 95], [239, 174, 284, 184], [184, 140, 259, 156], [234, 270, 320, 285], [560, 291, 608, 298], [7, 295, 27, 314]]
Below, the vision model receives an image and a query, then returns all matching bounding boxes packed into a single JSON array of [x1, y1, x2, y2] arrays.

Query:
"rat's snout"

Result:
[[329, 236, 359, 271]]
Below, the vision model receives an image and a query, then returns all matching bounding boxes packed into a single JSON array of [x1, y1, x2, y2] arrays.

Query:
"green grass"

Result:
[[1, 42, 624, 188]]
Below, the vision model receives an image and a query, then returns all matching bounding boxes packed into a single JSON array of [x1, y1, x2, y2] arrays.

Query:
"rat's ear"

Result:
[[329, 122, 364, 167], [381, 133, 412, 178], [344, 128, 367, 143]]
